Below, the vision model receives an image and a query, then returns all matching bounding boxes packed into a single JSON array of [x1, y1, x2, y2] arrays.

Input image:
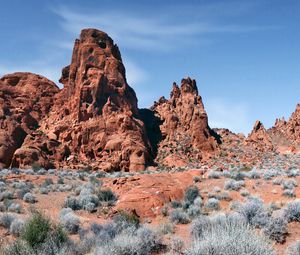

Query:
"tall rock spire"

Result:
[[11, 29, 151, 172]]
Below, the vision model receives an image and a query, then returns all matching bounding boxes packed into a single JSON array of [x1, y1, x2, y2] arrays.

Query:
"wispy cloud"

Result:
[[205, 98, 250, 135], [52, 4, 276, 52], [122, 58, 148, 85]]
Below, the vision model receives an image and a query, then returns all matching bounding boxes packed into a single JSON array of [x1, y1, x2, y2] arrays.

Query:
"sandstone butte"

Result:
[[1, 28, 300, 172]]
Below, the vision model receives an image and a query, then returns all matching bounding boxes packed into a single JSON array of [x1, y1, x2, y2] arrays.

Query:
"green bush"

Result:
[[113, 211, 140, 230], [97, 188, 117, 205], [184, 186, 200, 204], [21, 212, 51, 249], [21, 212, 68, 249]]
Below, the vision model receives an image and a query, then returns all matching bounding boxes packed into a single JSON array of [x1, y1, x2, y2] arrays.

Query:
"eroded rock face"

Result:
[[148, 78, 220, 165], [282, 104, 300, 143], [0, 73, 59, 168], [246, 121, 273, 151], [268, 104, 300, 153], [106, 170, 201, 217], [11, 29, 151, 171]]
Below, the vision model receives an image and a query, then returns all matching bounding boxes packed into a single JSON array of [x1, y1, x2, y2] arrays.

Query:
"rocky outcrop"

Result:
[[246, 121, 273, 151], [0, 73, 59, 168], [282, 104, 300, 143], [106, 170, 202, 217], [8, 28, 300, 171], [148, 78, 220, 165], [11, 29, 151, 171], [268, 104, 300, 153]]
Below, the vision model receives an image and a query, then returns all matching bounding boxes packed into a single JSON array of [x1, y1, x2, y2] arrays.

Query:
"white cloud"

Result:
[[205, 98, 250, 135], [51, 5, 276, 52], [122, 58, 148, 85]]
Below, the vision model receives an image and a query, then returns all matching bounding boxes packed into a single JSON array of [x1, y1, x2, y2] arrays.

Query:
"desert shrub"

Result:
[[59, 209, 80, 234], [161, 205, 169, 216], [94, 226, 161, 255], [39, 187, 48, 195], [21, 212, 51, 249], [23, 193, 36, 203], [10, 219, 25, 237], [57, 177, 64, 184], [20, 213, 67, 253], [171, 200, 182, 209], [170, 209, 190, 224], [187, 205, 202, 218], [0, 191, 14, 201], [230, 171, 246, 181], [157, 222, 174, 235], [284, 200, 300, 222], [187, 213, 275, 255], [182, 200, 192, 210], [37, 169, 47, 175], [190, 215, 211, 239], [234, 200, 266, 227], [79, 173, 86, 181], [113, 211, 140, 231], [64, 196, 81, 210], [7, 203, 22, 213], [42, 178, 53, 187], [11, 181, 27, 190], [205, 198, 220, 211], [59, 184, 73, 192], [246, 169, 261, 179], [207, 192, 218, 199], [240, 189, 250, 197], [229, 200, 242, 210], [84, 202, 96, 213], [286, 169, 300, 178], [48, 169, 55, 175], [216, 191, 232, 201], [0, 202, 6, 212], [263, 217, 288, 243], [272, 177, 283, 185], [24, 169, 34, 175], [282, 179, 298, 190], [283, 189, 296, 198], [16, 187, 31, 199], [251, 211, 270, 228], [263, 169, 280, 180], [184, 186, 200, 204], [0, 213, 16, 229], [224, 180, 245, 191], [75, 232, 96, 255], [169, 236, 184, 253], [222, 170, 232, 178], [3, 240, 32, 255], [208, 171, 221, 179], [267, 202, 280, 212], [78, 193, 99, 211], [287, 240, 300, 255], [193, 197, 203, 207]]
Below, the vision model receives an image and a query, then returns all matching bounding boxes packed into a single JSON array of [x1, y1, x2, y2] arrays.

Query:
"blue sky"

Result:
[[1, 0, 300, 134]]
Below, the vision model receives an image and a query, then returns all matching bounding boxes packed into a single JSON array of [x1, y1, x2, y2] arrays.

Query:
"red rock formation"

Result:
[[268, 104, 300, 153], [246, 120, 273, 151], [0, 73, 59, 168], [150, 78, 220, 165], [105, 170, 201, 217], [283, 104, 300, 142], [11, 29, 151, 171]]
